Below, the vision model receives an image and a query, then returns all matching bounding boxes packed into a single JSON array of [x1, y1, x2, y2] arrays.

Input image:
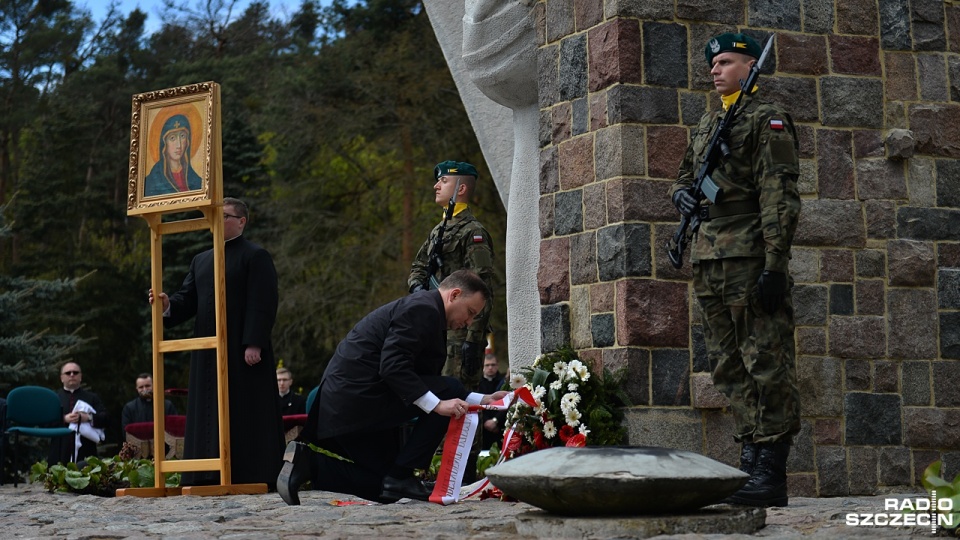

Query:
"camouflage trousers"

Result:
[[693, 257, 800, 444], [442, 328, 482, 392]]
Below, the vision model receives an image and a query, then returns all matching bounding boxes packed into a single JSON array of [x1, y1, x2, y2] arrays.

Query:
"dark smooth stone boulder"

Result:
[[485, 446, 749, 516]]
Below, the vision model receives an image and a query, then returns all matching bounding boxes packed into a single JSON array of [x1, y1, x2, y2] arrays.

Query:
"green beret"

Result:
[[434, 160, 478, 180], [705, 32, 762, 66]]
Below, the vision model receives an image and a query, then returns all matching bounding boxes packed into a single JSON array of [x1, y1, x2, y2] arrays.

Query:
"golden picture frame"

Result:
[[126, 81, 222, 216]]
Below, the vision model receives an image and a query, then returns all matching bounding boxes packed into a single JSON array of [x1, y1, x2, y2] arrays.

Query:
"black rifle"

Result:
[[423, 178, 462, 289], [666, 35, 775, 269]]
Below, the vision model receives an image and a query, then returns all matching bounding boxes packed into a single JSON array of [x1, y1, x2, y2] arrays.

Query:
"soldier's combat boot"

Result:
[[738, 442, 759, 475], [724, 442, 789, 507]]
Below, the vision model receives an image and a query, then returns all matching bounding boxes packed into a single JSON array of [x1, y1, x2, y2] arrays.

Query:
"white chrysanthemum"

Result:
[[543, 421, 557, 439], [553, 361, 568, 378], [579, 424, 591, 436], [509, 373, 527, 389], [549, 379, 563, 391], [561, 394, 582, 417], [567, 383, 578, 392], [532, 385, 547, 401], [579, 370, 591, 382], [565, 408, 581, 427], [561, 392, 581, 409], [534, 403, 546, 416], [533, 354, 545, 368]]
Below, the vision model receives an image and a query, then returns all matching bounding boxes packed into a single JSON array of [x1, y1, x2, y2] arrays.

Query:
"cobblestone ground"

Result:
[[0, 482, 950, 539]]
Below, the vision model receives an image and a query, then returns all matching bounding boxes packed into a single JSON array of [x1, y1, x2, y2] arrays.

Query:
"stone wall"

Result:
[[536, 0, 960, 496]]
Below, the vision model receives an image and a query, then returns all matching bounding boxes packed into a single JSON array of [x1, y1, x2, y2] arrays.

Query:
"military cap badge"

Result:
[[434, 160, 479, 180], [704, 32, 763, 66]]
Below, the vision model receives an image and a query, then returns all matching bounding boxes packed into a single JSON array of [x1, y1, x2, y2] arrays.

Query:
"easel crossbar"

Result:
[[157, 336, 218, 353]]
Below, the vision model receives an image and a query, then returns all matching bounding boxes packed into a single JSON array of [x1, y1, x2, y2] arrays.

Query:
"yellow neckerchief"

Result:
[[442, 202, 469, 219], [720, 85, 758, 111]]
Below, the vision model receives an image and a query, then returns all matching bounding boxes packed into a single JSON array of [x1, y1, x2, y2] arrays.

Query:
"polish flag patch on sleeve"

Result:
[[473, 235, 484, 243], [770, 119, 785, 130]]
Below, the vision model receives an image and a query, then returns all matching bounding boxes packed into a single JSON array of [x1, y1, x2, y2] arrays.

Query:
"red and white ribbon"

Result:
[[429, 388, 537, 505]]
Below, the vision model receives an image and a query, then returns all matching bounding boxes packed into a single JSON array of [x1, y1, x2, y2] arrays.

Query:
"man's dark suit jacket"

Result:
[[313, 289, 447, 440]]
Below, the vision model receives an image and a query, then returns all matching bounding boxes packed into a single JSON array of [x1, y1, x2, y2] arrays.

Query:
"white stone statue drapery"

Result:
[[422, 0, 540, 370]]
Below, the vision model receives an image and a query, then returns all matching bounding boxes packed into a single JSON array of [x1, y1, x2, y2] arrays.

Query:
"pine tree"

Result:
[[0, 201, 88, 391]]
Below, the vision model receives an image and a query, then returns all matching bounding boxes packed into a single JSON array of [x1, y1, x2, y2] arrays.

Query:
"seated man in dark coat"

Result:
[[121, 373, 179, 433], [277, 270, 507, 505], [49, 362, 108, 465]]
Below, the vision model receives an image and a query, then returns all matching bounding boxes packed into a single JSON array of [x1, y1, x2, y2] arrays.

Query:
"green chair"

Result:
[[306, 385, 319, 413], [1, 386, 74, 487]]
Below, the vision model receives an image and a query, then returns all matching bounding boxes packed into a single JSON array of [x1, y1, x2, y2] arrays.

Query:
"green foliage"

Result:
[[0, 203, 85, 390], [29, 455, 181, 497], [426, 453, 441, 481], [922, 461, 960, 531], [306, 442, 354, 463], [477, 443, 500, 478], [0, 208, 90, 388]]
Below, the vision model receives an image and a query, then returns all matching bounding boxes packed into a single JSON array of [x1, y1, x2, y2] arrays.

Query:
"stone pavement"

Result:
[[0, 482, 947, 539]]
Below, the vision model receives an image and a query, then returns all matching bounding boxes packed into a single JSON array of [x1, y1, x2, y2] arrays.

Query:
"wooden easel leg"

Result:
[[181, 483, 268, 496], [116, 487, 183, 497]]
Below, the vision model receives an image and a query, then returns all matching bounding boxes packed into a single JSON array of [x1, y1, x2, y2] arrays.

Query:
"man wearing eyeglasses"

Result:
[[277, 368, 306, 415], [49, 362, 108, 465], [150, 197, 284, 487]]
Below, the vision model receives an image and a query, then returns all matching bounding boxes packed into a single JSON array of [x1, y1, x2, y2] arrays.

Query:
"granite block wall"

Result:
[[536, 0, 960, 495]]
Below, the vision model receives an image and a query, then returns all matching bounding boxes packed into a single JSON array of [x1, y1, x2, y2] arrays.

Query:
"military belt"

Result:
[[698, 200, 761, 221]]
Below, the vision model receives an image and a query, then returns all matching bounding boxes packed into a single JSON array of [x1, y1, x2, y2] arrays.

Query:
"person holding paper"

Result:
[[48, 362, 108, 465]]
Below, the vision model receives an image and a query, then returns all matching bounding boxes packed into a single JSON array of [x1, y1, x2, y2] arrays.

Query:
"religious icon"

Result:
[[144, 108, 204, 197], [127, 82, 221, 216]]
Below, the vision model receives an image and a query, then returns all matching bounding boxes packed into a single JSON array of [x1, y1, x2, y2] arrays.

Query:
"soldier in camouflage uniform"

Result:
[[408, 161, 496, 392], [669, 33, 801, 508]]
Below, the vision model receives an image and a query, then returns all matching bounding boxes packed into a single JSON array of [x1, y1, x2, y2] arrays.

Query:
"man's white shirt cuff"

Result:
[[414, 391, 484, 413], [415, 391, 441, 413]]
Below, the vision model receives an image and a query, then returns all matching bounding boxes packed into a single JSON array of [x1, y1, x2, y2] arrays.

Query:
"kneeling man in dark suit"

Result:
[[278, 269, 507, 504]]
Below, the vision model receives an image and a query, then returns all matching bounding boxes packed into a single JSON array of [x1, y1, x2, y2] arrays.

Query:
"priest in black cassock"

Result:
[[49, 362, 108, 465], [150, 197, 284, 487]]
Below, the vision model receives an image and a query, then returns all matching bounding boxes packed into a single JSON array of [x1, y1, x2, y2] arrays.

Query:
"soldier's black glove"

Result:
[[461, 341, 483, 374], [409, 283, 424, 294], [672, 187, 699, 217], [757, 270, 787, 315]]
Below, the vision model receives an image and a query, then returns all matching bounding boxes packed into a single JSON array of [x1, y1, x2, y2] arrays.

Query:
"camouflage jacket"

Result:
[[408, 206, 496, 342], [671, 92, 801, 274]]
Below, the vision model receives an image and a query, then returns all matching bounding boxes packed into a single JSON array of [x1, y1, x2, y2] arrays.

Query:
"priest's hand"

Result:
[[244, 345, 262, 366], [148, 289, 169, 312]]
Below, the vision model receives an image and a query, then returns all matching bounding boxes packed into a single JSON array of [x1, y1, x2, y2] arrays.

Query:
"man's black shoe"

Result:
[[277, 441, 313, 506], [380, 475, 432, 502]]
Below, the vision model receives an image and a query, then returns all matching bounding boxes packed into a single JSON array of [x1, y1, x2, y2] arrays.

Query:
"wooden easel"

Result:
[[117, 82, 265, 497]]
